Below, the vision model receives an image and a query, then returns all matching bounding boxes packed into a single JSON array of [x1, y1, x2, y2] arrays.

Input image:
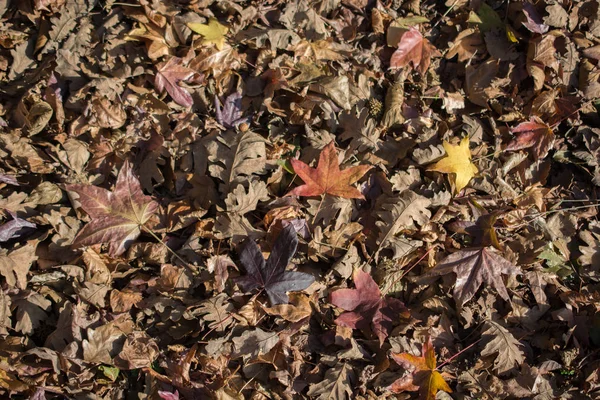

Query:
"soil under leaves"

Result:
[[1, 0, 600, 399]]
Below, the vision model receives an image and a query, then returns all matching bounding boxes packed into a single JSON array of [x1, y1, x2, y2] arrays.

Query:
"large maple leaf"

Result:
[[66, 161, 160, 257], [427, 137, 478, 194], [330, 269, 409, 345], [236, 224, 315, 305], [390, 337, 452, 400], [427, 247, 520, 307], [286, 141, 372, 199], [389, 27, 440, 75]]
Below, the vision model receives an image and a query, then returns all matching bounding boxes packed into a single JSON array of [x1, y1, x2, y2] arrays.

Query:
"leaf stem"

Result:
[[142, 226, 198, 273], [437, 338, 482, 370], [311, 194, 326, 225]]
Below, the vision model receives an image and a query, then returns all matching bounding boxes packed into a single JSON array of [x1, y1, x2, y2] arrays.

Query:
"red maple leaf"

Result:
[[389, 27, 440, 75], [506, 117, 555, 160], [285, 141, 372, 199], [330, 269, 409, 345], [66, 161, 160, 257]]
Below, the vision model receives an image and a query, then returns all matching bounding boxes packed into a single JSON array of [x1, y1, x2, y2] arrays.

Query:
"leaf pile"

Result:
[[2, 0, 600, 399]]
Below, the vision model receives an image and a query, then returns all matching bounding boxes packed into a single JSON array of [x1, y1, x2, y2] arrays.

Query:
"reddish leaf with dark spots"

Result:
[[330, 269, 409, 345]]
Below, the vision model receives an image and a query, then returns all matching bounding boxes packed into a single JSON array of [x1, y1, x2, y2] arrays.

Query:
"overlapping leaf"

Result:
[[428, 137, 478, 194], [286, 141, 372, 199], [330, 269, 409, 345], [66, 161, 160, 257], [236, 224, 314, 305]]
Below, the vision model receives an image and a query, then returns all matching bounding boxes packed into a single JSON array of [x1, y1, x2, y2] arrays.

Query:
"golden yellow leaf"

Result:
[[428, 137, 478, 194], [187, 18, 228, 50]]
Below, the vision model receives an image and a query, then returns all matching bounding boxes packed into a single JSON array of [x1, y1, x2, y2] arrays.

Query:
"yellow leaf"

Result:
[[187, 18, 228, 50], [428, 137, 478, 194]]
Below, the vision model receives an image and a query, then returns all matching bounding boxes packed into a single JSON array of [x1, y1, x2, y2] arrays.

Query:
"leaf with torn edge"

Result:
[[427, 247, 520, 307], [286, 141, 372, 199], [330, 269, 409, 345], [236, 224, 314, 305], [428, 137, 478, 194], [506, 118, 555, 160], [390, 336, 452, 400], [66, 161, 160, 257]]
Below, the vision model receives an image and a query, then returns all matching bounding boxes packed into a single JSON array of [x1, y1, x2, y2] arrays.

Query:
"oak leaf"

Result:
[[187, 18, 228, 50], [389, 27, 440, 75], [66, 161, 160, 257], [427, 137, 478, 194], [286, 141, 372, 199], [236, 224, 314, 305], [330, 269, 409, 345], [480, 320, 525, 374], [427, 247, 520, 307], [390, 337, 452, 400]]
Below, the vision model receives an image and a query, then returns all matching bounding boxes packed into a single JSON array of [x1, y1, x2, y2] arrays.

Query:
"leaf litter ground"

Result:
[[2, 0, 600, 399]]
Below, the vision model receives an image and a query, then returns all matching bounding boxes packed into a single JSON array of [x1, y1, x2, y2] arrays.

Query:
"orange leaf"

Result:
[[390, 337, 452, 400], [285, 142, 372, 199], [389, 27, 440, 75]]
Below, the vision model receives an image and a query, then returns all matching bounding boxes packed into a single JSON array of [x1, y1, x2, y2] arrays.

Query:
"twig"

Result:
[[142, 226, 198, 273]]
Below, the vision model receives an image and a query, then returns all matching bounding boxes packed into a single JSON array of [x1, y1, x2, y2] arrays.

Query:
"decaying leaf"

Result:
[[428, 247, 520, 307]]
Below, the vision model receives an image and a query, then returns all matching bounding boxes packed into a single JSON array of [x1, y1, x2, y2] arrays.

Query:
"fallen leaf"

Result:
[[390, 336, 452, 400], [427, 137, 478, 194], [236, 224, 314, 305], [187, 18, 228, 50], [154, 57, 196, 107], [286, 141, 372, 199], [480, 320, 525, 374], [506, 118, 555, 160], [66, 161, 160, 257], [522, 2, 549, 34], [389, 27, 440, 75], [427, 247, 520, 307], [0, 212, 36, 242], [307, 363, 355, 400], [330, 269, 409, 345]]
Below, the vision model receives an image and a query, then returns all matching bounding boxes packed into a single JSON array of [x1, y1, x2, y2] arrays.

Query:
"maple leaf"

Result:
[[65, 161, 160, 257], [390, 337, 452, 400], [506, 118, 555, 160], [427, 137, 478, 194], [389, 27, 440, 75], [330, 269, 409, 345], [154, 57, 196, 107], [187, 18, 228, 50], [236, 224, 315, 305], [427, 247, 520, 307], [286, 141, 372, 199]]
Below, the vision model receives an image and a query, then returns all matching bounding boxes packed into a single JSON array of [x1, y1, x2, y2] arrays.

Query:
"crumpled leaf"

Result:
[[428, 137, 478, 194], [0, 212, 36, 242], [236, 224, 314, 305], [427, 247, 521, 307], [215, 92, 250, 129], [187, 18, 228, 50], [389, 27, 440, 75], [286, 141, 372, 199], [330, 269, 409, 345], [66, 161, 160, 257], [0, 240, 38, 289], [154, 57, 196, 107], [390, 336, 452, 400]]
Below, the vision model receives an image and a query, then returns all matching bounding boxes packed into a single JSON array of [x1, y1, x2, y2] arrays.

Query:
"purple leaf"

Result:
[[215, 92, 250, 129], [236, 224, 314, 305], [0, 212, 36, 242], [522, 2, 549, 34]]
